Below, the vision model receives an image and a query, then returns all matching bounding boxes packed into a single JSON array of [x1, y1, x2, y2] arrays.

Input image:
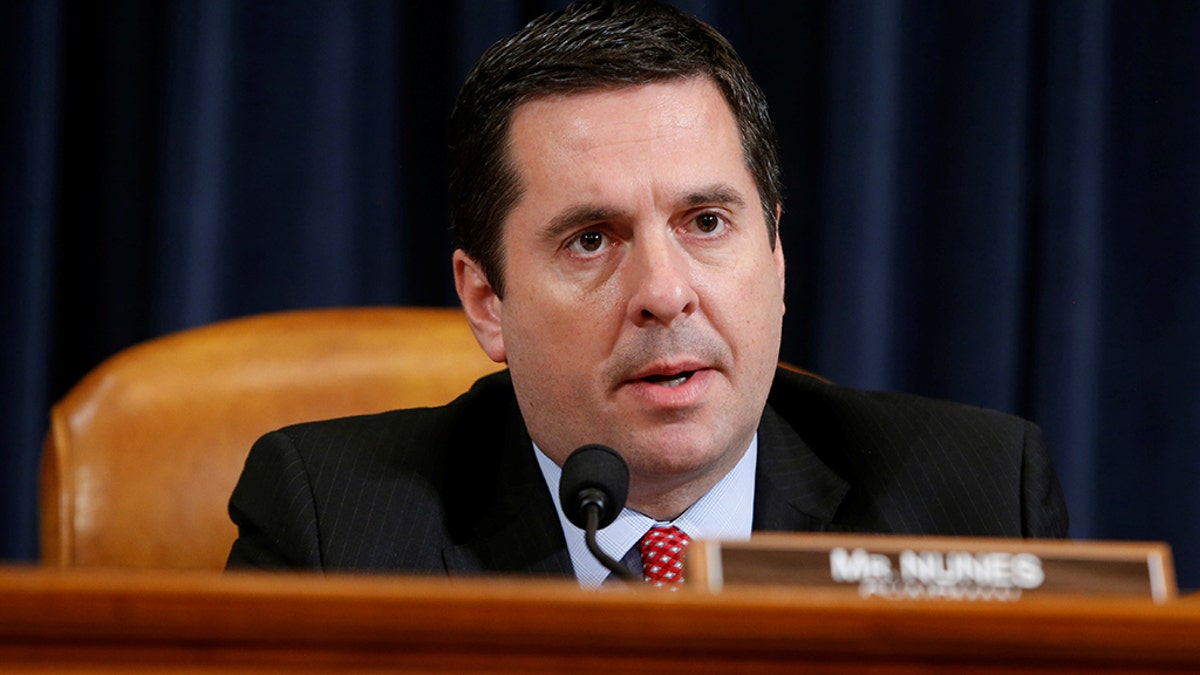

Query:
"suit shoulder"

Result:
[[265, 369, 518, 468], [769, 367, 1027, 437], [764, 368, 1059, 537], [766, 367, 1035, 480], [229, 370, 526, 570]]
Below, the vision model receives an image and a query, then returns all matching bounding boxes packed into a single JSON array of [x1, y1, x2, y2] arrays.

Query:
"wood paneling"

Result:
[[2, 567, 1198, 673]]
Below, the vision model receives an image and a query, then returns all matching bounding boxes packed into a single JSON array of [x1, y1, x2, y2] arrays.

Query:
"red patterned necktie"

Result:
[[638, 525, 691, 589]]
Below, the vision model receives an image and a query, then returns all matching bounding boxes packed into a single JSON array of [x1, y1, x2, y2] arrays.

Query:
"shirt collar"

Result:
[[535, 437, 758, 588]]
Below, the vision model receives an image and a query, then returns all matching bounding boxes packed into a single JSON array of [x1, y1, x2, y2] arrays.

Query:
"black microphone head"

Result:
[[559, 444, 629, 530]]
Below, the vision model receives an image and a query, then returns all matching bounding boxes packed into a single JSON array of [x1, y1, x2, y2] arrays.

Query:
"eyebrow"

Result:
[[539, 183, 749, 243], [680, 183, 748, 210], [541, 205, 627, 243]]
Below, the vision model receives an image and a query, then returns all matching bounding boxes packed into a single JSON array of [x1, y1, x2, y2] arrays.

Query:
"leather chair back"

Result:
[[40, 307, 503, 570]]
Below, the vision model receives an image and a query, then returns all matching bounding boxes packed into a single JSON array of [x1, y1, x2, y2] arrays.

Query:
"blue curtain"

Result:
[[4, 0, 1198, 588]]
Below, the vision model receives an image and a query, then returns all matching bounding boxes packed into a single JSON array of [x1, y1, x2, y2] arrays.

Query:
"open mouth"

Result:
[[641, 371, 695, 387]]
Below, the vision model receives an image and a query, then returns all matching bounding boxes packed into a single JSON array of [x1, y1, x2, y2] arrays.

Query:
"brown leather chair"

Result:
[[40, 307, 504, 571]]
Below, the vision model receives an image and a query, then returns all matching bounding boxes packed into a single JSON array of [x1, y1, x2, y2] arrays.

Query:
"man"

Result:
[[226, 0, 1068, 586]]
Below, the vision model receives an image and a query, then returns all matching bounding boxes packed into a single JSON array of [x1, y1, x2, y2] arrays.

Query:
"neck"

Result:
[[624, 435, 755, 521], [624, 467, 727, 521]]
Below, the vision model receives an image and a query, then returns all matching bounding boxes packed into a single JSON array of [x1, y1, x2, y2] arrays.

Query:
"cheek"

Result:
[[706, 257, 785, 355], [703, 251, 782, 307], [502, 294, 599, 375]]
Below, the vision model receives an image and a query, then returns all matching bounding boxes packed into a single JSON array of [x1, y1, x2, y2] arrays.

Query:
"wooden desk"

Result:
[[1, 566, 1198, 673]]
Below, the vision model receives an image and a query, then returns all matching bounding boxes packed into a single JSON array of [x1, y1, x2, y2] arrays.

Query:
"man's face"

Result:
[[455, 77, 786, 516]]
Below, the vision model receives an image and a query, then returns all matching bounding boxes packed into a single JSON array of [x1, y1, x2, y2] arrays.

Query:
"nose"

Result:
[[625, 235, 699, 327]]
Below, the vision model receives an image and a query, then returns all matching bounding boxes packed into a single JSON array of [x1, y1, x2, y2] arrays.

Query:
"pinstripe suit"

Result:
[[225, 368, 1069, 573]]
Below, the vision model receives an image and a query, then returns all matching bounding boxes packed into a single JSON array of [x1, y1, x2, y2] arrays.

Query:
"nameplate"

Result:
[[688, 533, 1177, 603]]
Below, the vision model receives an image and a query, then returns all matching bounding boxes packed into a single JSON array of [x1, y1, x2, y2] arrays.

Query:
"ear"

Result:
[[453, 249, 507, 363], [773, 205, 786, 315]]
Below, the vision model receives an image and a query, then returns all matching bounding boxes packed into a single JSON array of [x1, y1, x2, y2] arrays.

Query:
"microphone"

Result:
[[559, 444, 639, 583]]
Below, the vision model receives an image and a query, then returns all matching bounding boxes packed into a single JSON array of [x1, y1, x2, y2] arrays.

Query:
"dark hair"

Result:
[[449, 0, 781, 297]]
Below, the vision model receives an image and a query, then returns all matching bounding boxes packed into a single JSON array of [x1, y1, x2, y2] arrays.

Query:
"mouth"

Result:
[[619, 362, 714, 408], [640, 371, 696, 387]]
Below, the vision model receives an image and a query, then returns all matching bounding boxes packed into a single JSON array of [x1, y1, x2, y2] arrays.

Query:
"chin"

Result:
[[621, 432, 733, 479]]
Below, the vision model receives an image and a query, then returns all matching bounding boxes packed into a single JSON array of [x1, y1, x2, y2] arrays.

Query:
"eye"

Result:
[[567, 230, 610, 255], [691, 212, 727, 235]]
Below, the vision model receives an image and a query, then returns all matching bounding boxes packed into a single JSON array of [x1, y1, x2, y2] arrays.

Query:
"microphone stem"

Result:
[[585, 504, 640, 583]]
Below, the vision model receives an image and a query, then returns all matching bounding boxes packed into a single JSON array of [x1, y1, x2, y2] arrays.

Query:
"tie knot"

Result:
[[637, 525, 691, 589]]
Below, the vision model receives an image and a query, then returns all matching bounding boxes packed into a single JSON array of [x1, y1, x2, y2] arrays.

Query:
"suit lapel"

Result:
[[442, 395, 573, 577], [753, 401, 852, 532]]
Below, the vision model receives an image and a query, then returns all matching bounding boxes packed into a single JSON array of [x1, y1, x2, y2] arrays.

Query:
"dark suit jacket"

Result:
[[226, 368, 1069, 574]]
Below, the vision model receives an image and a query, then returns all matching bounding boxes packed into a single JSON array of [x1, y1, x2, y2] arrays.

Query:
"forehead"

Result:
[[504, 78, 752, 214], [509, 76, 736, 151]]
